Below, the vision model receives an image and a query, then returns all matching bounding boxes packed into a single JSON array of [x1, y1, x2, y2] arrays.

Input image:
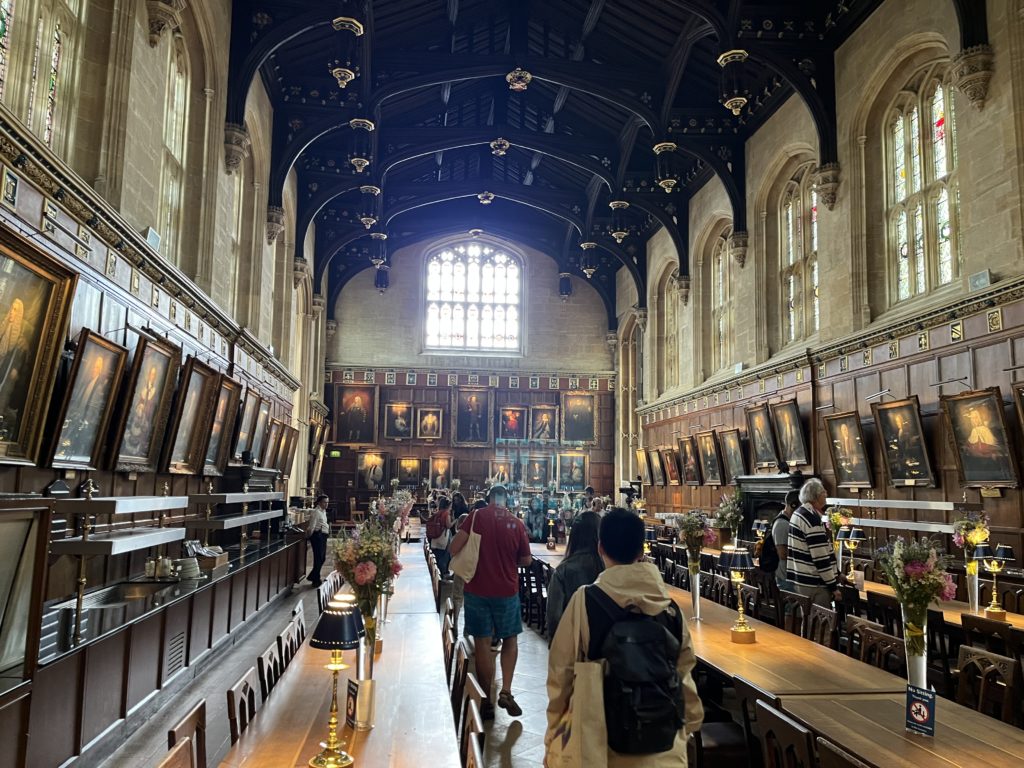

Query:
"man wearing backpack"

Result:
[[758, 489, 800, 591], [427, 496, 455, 576], [545, 508, 703, 766]]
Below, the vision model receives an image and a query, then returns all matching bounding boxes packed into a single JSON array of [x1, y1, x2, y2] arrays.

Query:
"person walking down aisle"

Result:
[[427, 495, 455, 575], [545, 508, 704, 767], [305, 494, 330, 587], [449, 484, 532, 720], [787, 478, 841, 607], [546, 511, 604, 641]]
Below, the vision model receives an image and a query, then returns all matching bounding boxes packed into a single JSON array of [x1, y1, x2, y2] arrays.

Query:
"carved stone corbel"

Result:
[[606, 331, 619, 351], [224, 123, 251, 175], [325, 319, 337, 342], [312, 293, 326, 316], [952, 44, 995, 110], [147, 0, 187, 47], [293, 255, 311, 288], [635, 307, 648, 333], [728, 231, 749, 268], [266, 206, 285, 244], [813, 163, 841, 211], [670, 270, 691, 306]]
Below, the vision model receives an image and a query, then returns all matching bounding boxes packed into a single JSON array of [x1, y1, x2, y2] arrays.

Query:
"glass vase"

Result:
[[901, 605, 928, 689], [688, 548, 701, 622], [966, 558, 980, 613]]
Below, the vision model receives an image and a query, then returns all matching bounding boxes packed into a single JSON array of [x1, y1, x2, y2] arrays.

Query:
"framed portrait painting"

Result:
[[498, 405, 528, 441], [635, 448, 653, 485], [718, 429, 746, 484], [397, 456, 421, 485], [525, 455, 552, 489], [111, 334, 180, 473], [871, 396, 935, 487], [453, 387, 492, 446], [430, 454, 453, 490], [416, 406, 443, 440], [677, 436, 702, 486], [248, 398, 272, 463], [561, 393, 596, 445], [745, 404, 779, 467], [278, 427, 300, 476], [823, 412, 873, 489], [50, 329, 129, 469], [262, 418, 285, 469], [529, 405, 558, 442], [944, 388, 1017, 488], [648, 449, 666, 486], [163, 356, 220, 474], [383, 402, 413, 440], [558, 452, 588, 492], [357, 451, 388, 491], [696, 431, 723, 486], [232, 388, 262, 462], [0, 227, 77, 465], [202, 374, 243, 476], [489, 459, 514, 485], [661, 448, 681, 485], [770, 400, 809, 466], [335, 384, 378, 445]]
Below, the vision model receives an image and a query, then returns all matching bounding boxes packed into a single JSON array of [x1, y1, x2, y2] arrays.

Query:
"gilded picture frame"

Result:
[[529, 405, 558, 443], [262, 417, 285, 469], [0, 226, 77, 466], [50, 328, 129, 470], [430, 454, 453, 489], [525, 455, 552, 489], [648, 448, 666, 486], [678, 435, 703, 486], [871, 396, 935, 488], [111, 334, 181, 474], [248, 397, 272, 463], [561, 392, 597, 445], [558, 452, 588, 492], [696, 431, 723, 486], [397, 456, 421, 485], [943, 387, 1018, 488], [770, 399, 809, 467], [357, 451, 388, 491], [163, 356, 220, 475], [202, 375, 243, 476], [718, 428, 746, 484], [745, 404, 779, 468], [276, 426, 299, 477], [452, 386, 493, 446], [489, 459, 514, 485], [232, 388, 262, 462], [383, 402, 414, 440], [660, 447, 681, 485], [823, 412, 873, 489], [498, 405, 529, 441], [335, 384, 378, 446], [635, 448, 653, 485], [415, 406, 443, 440]]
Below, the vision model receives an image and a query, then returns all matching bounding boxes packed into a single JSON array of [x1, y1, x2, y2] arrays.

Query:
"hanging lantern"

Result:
[[490, 138, 511, 156], [477, 191, 495, 205], [653, 142, 678, 193], [369, 231, 387, 266], [359, 185, 381, 229], [559, 272, 572, 302], [716, 49, 751, 116], [349, 118, 375, 173], [327, 16, 363, 89], [506, 68, 532, 92], [580, 242, 598, 279], [609, 200, 630, 243], [374, 264, 390, 294]]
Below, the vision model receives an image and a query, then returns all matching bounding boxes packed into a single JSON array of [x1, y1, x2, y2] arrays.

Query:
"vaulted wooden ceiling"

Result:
[[225, 0, 986, 329]]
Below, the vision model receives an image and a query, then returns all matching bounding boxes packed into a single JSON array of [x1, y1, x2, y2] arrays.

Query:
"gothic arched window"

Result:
[[886, 65, 959, 303], [159, 33, 189, 266], [711, 229, 732, 372], [779, 163, 819, 344], [0, 0, 16, 101], [425, 241, 522, 353]]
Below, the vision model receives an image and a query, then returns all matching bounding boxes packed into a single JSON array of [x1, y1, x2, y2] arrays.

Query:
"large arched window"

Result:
[[0, 0, 16, 101], [655, 267, 678, 394], [159, 32, 188, 266], [425, 241, 522, 353], [710, 229, 732, 373], [779, 164, 820, 344], [886, 64, 959, 303]]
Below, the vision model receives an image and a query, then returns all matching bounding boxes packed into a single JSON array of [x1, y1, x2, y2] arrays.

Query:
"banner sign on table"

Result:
[[905, 684, 936, 737]]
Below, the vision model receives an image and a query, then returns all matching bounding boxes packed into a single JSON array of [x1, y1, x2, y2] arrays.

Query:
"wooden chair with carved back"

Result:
[[712, 574, 734, 608], [806, 604, 838, 649], [865, 591, 903, 637], [167, 700, 206, 768], [449, 639, 471, 721], [157, 737, 194, 768], [816, 737, 870, 768], [735, 675, 781, 767], [859, 627, 907, 678], [458, 672, 487, 765], [257, 639, 284, 701], [955, 645, 1021, 725], [961, 613, 1014, 655], [756, 700, 816, 768], [841, 616, 884, 660], [226, 666, 262, 744], [778, 590, 811, 638]]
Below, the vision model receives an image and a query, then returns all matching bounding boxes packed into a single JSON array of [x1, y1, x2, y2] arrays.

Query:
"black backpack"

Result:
[[584, 586, 685, 755], [757, 512, 787, 574]]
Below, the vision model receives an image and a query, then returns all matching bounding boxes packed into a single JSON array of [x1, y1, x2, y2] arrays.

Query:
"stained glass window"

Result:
[[886, 66, 959, 304], [779, 165, 818, 345], [424, 242, 522, 352], [811, 260, 820, 333], [43, 22, 60, 145], [785, 274, 796, 344], [0, 1, 15, 101], [159, 40, 189, 265], [711, 233, 730, 370]]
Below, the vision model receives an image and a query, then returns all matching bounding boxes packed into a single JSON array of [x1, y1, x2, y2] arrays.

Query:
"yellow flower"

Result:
[[966, 527, 990, 547]]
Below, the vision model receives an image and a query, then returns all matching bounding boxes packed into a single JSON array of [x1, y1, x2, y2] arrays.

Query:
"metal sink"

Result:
[[53, 581, 175, 610]]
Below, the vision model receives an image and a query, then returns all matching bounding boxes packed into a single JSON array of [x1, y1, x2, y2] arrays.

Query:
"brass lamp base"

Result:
[[546, 536, 556, 550], [985, 605, 1007, 621], [731, 626, 757, 644], [309, 745, 354, 768]]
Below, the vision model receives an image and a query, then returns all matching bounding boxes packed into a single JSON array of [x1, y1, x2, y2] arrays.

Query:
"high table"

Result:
[[220, 550, 460, 767], [530, 542, 565, 564], [781, 694, 1024, 768], [861, 580, 1024, 630]]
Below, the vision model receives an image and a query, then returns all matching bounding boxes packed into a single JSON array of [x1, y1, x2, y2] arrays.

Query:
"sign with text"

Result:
[[346, 680, 359, 729], [905, 684, 936, 737]]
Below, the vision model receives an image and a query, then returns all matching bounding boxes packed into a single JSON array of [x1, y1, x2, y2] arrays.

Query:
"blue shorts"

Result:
[[463, 592, 523, 639]]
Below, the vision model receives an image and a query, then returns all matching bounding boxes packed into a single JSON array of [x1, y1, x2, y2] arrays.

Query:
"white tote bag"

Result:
[[450, 511, 481, 582]]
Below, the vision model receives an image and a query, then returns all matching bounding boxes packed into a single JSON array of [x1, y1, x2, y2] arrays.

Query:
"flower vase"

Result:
[[966, 558, 980, 613], [901, 605, 928, 689], [688, 548, 701, 622], [355, 636, 376, 731]]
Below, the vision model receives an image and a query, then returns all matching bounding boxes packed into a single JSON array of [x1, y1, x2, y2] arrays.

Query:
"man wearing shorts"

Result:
[[449, 484, 532, 720]]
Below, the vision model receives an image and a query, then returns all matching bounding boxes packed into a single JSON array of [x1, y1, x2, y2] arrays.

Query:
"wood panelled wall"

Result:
[[641, 284, 1024, 565], [323, 372, 615, 508]]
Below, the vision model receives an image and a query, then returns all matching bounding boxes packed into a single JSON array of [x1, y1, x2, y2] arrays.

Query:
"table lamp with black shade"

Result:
[[726, 548, 756, 644], [976, 543, 1014, 621], [308, 596, 364, 768], [844, 528, 866, 581]]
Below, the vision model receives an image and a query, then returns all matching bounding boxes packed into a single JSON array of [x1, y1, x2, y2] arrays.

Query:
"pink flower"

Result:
[[903, 561, 931, 579], [354, 561, 378, 586], [953, 533, 964, 549], [703, 529, 717, 546], [391, 560, 404, 576], [941, 573, 957, 602]]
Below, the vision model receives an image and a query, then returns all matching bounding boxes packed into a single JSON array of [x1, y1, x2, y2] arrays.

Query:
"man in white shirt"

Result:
[[306, 494, 331, 587]]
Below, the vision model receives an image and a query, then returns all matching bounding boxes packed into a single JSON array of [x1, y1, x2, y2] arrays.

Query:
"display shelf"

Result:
[[55, 495, 190, 516], [188, 492, 284, 505], [825, 497, 982, 513], [188, 508, 283, 530], [50, 527, 185, 556]]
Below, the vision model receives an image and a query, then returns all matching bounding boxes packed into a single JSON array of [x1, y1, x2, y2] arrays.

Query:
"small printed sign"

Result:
[[346, 680, 359, 729], [905, 684, 935, 737]]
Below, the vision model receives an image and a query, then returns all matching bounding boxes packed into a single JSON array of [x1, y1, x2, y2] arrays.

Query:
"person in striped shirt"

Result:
[[786, 478, 840, 607]]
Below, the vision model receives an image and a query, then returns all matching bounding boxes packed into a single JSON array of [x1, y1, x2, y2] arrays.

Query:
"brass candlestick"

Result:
[[308, 649, 353, 768], [723, 547, 756, 644]]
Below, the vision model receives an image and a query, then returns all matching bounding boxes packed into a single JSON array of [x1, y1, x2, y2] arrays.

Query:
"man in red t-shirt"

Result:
[[450, 484, 532, 720]]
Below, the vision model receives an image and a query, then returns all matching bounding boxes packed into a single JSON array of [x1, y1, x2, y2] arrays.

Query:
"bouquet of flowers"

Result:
[[826, 504, 853, 549], [679, 510, 716, 574], [390, 477, 400, 490], [713, 494, 743, 534], [877, 537, 955, 657], [450, 479, 461, 492], [953, 509, 990, 574], [333, 520, 404, 648]]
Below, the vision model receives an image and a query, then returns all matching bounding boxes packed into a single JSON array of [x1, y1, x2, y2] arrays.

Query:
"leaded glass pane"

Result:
[[810, 188, 818, 254], [0, 1, 16, 101], [494, 306, 505, 346], [440, 260, 453, 302], [811, 260, 820, 333], [493, 263, 506, 302], [480, 305, 493, 347], [438, 304, 452, 347], [897, 210, 910, 301], [913, 203, 925, 295], [451, 305, 464, 345], [786, 274, 796, 343], [936, 188, 953, 285], [466, 260, 479, 302], [426, 303, 439, 346], [44, 23, 61, 146], [506, 263, 519, 303], [427, 261, 441, 300], [452, 261, 466, 302], [506, 306, 519, 347], [910, 107, 921, 194], [932, 84, 947, 179], [893, 115, 907, 201], [481, 263, 494, 303], [466, 305, 479, 347], [784, 198, 795, 267]]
